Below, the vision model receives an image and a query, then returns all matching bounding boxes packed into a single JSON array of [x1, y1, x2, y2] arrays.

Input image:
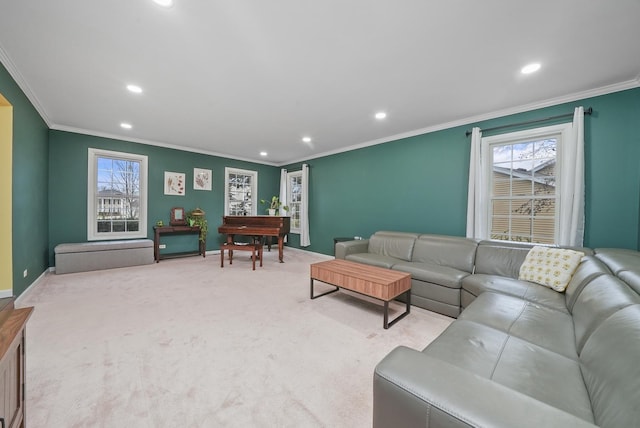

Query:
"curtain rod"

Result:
[[284, 163, 311, 172], [465, 107, 593, 137]]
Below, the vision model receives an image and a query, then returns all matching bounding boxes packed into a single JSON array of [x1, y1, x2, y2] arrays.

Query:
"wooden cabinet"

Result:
[[0, 298, 33, 428]]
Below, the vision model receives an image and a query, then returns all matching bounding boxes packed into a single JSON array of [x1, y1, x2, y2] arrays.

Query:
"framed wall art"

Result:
[[164, 171, 185, 196], [193, 168, 212, 191], [170, 207, 186, 225]]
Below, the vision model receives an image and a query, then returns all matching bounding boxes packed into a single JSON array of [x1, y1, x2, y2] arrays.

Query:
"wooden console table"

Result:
[[153, 225, 206, 262], [0, 298, 33, 428]]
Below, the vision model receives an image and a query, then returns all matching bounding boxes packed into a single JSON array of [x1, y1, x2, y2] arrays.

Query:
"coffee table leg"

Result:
[[384, 301, 389, 329], [384, 290, 412, 329], [310, 278, 339, 300]]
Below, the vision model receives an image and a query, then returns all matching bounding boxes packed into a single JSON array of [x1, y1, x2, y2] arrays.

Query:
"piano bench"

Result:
[[220, 242, 263, 270]]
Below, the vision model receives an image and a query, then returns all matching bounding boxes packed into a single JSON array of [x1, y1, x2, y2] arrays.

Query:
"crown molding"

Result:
[[280, 78, 640, 166], [50, 125, 279, 167], [3, 37, 638, 168], [0, 43, 52, 127]]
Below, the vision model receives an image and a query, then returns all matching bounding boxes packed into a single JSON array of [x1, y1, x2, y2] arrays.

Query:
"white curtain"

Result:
[[279, 168, 288, 216], [279, 168, 288, 242], [300, 163, 311, 247], [466, 127, 486, 239], [558, 106, 585, 247]]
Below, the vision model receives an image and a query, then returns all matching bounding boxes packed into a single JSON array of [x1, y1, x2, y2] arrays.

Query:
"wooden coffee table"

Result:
[[310, 259, 411, 329]]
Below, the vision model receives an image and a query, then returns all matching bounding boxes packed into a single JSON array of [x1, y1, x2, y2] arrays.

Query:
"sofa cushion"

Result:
[[518, 246, 585, 292], [474, 241, 533, 279], [459, 292, 577, 359], [579, 304, 640, 428], [462, 274, 568, 313], [618, 269, 640, 294], [368, 232, 417, 262], [411, 234, 478, 272], [422, 320, 594, 423], [594, 248, 640, 274], [571, 274, 640, 352], [564, 256, 612, 312], [374, 347, 597, 428], [344, 253, 399, 269], [392, 262, 469, 289]]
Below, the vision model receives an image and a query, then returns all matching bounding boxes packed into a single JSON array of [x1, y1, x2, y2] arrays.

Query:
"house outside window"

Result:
[[287, 171, 302, 233], [225, 167, 257, 215], [87, 148, 148, 240], [482, 123, 570, 245]]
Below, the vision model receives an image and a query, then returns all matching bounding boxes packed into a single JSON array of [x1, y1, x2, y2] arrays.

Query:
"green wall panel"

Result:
[[581, 90, 640, 249], [0, 62, 49, 296], [6, 48, 640, 287], [48, 130, 280, 265], [286, 87, 640, 255]]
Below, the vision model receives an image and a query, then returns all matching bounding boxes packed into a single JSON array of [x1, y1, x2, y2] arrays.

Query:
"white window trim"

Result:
[[87, 148, 148, 240], [481, 122, 571, 245], [287, 170, 303, 234], [224, 167, 258, 216]]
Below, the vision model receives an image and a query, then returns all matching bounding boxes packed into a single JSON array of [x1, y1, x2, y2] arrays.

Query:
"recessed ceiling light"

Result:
[[126, 84, 143, 94], [260, 151, 267, 157], [375, 112, 387, 120], [521, 63, 541, 74], [153, 0, 174, 7], [302, 137, 312, 143], [120, 123, 133, 129]]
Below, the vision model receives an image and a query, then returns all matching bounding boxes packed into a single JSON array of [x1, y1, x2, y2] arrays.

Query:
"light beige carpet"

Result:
[[17, 248, 452, 428]]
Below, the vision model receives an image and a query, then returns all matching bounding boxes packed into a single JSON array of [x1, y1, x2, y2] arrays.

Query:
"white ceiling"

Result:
[[1, 0, 639, 165]]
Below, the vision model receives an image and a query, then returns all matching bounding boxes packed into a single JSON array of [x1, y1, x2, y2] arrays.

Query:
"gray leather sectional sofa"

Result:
[[335, 232, 640, 427], [336, 231, 479, 317]]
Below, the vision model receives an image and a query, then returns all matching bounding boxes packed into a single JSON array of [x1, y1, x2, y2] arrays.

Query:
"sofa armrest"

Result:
[[335, 239, 369, 259], [373, 346, 595, 428]]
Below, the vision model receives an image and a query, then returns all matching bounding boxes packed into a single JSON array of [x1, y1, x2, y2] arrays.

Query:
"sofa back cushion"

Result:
[[571, 275, 640, 352], [411, 234, 478, 272], [473, 241, 533, 279], [564, 256, 612, 312], [579, 304, 640, 428], [594, 248, 640, 274], [618, 270, 640, 294], [368, 231, 419, 262], [594, 248, 640, 294]]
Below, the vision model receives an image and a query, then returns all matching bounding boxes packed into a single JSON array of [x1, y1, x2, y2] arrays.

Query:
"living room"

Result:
[[1, 1, 640, 427]]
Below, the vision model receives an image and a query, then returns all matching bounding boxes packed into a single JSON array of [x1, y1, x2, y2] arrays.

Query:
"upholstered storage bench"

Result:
[[54, 239, 154, 274]]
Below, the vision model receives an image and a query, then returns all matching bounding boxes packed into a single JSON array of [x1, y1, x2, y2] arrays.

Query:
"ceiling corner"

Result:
[[0, 43, 53, 128]]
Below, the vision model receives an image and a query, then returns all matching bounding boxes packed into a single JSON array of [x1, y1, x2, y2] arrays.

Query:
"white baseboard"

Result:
[[15, 268, 52, 306], [284, 246, 333, 259]]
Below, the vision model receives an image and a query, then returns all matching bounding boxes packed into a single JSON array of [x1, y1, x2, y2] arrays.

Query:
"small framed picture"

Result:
[[164, 171, 185, 196], [170, 207, 186, 225], [194, 168, 212, 191]]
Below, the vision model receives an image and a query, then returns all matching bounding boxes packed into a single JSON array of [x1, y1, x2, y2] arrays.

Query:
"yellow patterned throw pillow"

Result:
[[518, 246, 585, 292]]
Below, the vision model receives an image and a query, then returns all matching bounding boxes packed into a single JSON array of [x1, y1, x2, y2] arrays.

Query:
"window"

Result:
[[87, 148, 148, 240], [224, 167, 257, 215], [482, 123, 571, 245], [287, 171, 303, 233]]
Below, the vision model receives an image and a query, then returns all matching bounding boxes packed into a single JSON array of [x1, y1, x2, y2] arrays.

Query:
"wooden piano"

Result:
[[218, 216, 291, 263]]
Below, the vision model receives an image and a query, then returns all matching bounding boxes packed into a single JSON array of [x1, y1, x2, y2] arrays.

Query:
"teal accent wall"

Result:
[[0, 62, 50, 296], [48, 130, 280, 265], [285, 87, 640, 255], [4, 47, 640, 296]]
